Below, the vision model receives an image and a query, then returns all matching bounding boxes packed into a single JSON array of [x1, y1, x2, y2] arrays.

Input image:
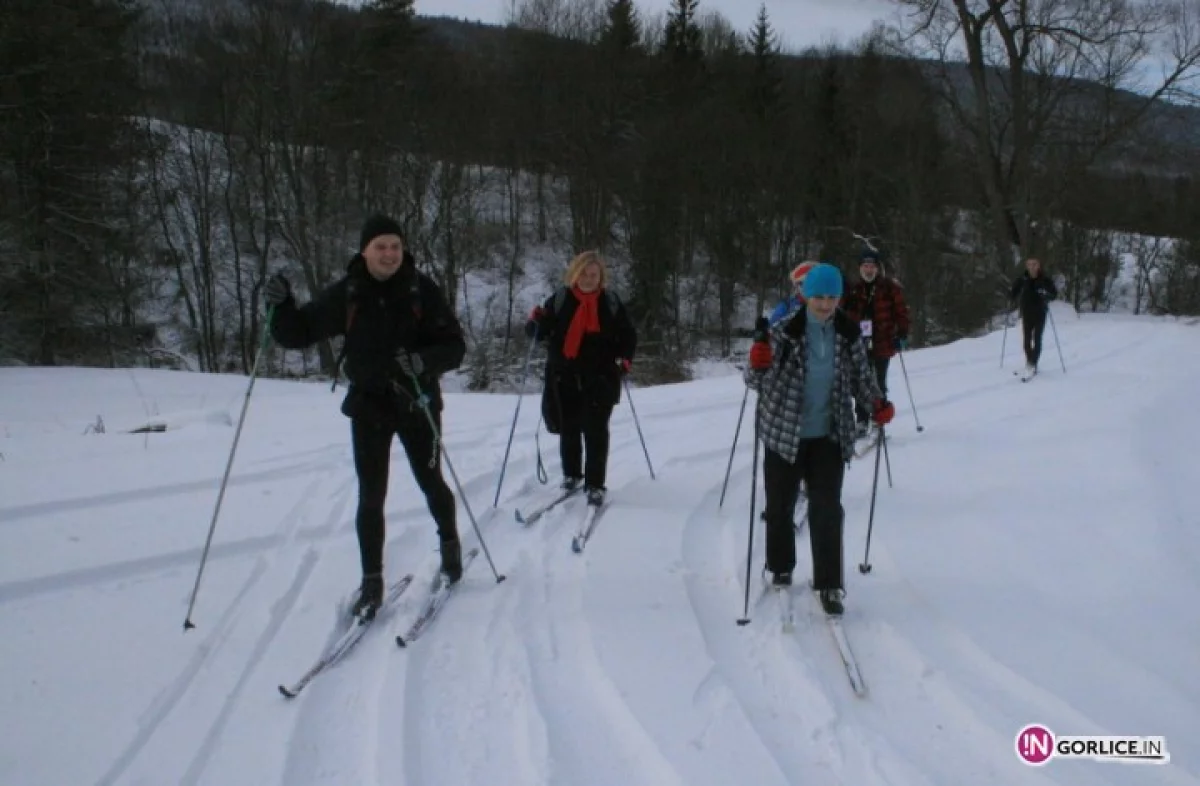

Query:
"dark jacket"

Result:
[[744, 308, 882, 465], [842, 276, 910, 359], [269, 253, 466, 426], [1011, 271, 1058, 320], [527, 286, 637, 408]]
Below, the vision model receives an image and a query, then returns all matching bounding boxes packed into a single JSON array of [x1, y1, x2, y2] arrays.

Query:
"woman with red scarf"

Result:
[[525, 251, 637, 507]]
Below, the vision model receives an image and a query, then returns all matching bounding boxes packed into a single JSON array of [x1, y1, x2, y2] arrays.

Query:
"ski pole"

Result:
[[407, 375, 506, 584], [622, 374, 655, 480], [858, 425, 886, 574], [533, 414, 548, 484], [882, 424, 893, 489], [896, 351, 923, 433], [736, 420, 761, 626], [1047, 307, 1066, 373], [726, 315, 769, 507], [1000, 310, 1012, 368], [184, 305, 274, 631], [493, 329, 540, 506], [719, 387, 750, 507]]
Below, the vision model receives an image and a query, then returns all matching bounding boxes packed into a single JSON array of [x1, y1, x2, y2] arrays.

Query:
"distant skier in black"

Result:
[[264, 214, 467, 621], [525, 250, 637, 508], [1010, 257, 1058, 376]]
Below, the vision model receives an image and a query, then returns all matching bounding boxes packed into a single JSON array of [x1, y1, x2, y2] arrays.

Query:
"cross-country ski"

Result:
[[395, 548, 480, 648], [514, 485, 579, 524], [278, 575, 413, 698], [570, 500, 607, 553]]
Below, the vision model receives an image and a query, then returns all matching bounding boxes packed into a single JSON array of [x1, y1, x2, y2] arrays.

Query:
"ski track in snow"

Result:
[[0, 444, 348, 524], [681, 462, 876, 786], [179, 471, 361, 786], [278, 424, 528, 786], [389, 545, 549, 786], [277, 525, 424, 786], [94, 459, 348, 786], [514, 499, 684, 786]]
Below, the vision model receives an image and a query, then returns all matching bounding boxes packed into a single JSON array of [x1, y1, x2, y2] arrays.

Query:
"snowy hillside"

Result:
[[1, 304, 1197, 786]]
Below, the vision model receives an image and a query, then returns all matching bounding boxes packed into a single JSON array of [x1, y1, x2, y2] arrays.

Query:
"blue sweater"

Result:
[[798, 311, 837, 438]]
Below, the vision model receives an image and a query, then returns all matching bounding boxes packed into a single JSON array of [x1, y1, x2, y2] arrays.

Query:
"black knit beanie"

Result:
[[859, 249, 884, 273], [359, 214, 405, 251]]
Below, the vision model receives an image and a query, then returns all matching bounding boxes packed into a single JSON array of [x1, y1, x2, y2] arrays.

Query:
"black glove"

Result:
[[395, 350, 425, 378], [264, 273, 290, 308], [524, 306, 545, 340]]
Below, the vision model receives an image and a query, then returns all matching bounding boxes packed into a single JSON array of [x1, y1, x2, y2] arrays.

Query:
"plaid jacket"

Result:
[[744, 308, 883, 465]]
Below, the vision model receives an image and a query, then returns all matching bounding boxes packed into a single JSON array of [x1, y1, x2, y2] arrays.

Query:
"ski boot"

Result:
[[352, 572, 384, 622], [440, 538, 463, 584], [585, 486, 606, 507], [561, 476, 583, 492], [818, 588, 845, 616]]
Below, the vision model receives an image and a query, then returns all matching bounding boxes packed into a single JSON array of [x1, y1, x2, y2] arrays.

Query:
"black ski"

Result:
[[570, 502, 607, 553], [515, 488, 579, 525], [279, 574, 413, 698], [810, 589, 866, 697], [395, 547, 479, 648], [777, 586, 796, 633]]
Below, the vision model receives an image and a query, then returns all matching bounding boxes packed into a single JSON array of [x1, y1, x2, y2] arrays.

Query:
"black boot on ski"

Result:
[[586, 486, 606, 507], [352, 572, 384, 621], [772, 571, 793, 588], [819, 588, 845, 616], [440, 538, 463, 584], [561, 476, 583, 492]]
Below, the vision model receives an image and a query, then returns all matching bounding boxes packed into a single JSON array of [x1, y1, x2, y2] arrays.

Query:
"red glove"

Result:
[[529, 305, 545, 321], [616, 358, 631, 374], [749, 341, 773, 370], [872, 399, 895, 425]]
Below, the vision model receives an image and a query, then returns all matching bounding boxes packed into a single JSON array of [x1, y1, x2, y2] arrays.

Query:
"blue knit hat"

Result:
[[803, 263, 844, 299]]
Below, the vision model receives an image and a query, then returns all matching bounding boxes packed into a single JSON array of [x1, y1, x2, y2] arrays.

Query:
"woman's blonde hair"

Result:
[[564, 250, 609, 288]]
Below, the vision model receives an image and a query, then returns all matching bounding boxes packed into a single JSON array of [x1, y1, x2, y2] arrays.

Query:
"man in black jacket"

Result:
[[1010, 257, 1058, 375], [264, 214, 467, 620]]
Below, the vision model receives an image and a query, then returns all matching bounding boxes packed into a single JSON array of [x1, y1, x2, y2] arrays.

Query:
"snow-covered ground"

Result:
[[1, 303, 1197, 786]]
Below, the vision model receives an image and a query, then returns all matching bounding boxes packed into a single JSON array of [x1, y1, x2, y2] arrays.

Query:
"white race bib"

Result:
[[859, 320, 873, 338]]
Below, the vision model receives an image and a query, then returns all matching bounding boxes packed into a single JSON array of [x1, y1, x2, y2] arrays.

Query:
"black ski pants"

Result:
[[554, 374, 615, 490], [763, 438, 845, 590], [351, 412, 458, 578], [1022, 312, 1047, 368]]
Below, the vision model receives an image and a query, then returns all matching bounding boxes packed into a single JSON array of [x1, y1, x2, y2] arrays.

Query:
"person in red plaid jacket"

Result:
[[841, 250, 910, 436]]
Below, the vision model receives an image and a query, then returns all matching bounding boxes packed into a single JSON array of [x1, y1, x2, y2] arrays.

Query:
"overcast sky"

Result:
[[412, 0, 900, 53]]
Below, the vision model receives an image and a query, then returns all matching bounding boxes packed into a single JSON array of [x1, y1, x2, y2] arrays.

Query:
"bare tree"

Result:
[[891, 0, 1200, 269], [1126, 233, 1169, 313]]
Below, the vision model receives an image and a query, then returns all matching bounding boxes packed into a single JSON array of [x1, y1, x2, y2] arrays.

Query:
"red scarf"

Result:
[[562, 286, 601, 359]]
